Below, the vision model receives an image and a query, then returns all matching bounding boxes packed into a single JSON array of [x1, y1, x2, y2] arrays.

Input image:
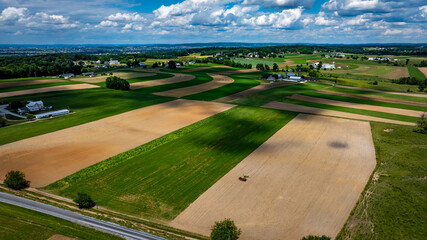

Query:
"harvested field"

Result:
[[215, 81, 296, 102], [336, 85, 427, 98], [0, 99, 233, 187], [171, 114, 376, 240], [419, 67, 427, 78], [288, 94, 424, 117], [213, 69, 260, 75], [155, 73, 234, 98], [0, 84, 99, 98], [75, 72, 156, 83], [182, 66, 232, 72], [262, 101, 415, 126], [315, 89, 427, 107], [130, 73, 195, 89], [383, 67, 409, 79], [0, 79, 66, 88]]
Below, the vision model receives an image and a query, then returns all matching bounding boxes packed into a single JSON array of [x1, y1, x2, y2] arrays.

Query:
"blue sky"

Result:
[[0, 0, 426, 44]]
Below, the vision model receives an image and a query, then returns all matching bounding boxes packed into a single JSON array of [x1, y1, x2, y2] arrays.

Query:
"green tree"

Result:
[[168, 61, 177, 69], [414, 112, 427, 134], [272, 63, 279, 72], [406, 59, 410, 65], [210, 218, 241, 240], [301, 235, 331, 240], [265, 64, 270, 71], [73, 193, 96, 209], [26, 114, 34, 120], [105, 76, 130, 90], [4, 170, 30, 190], [0, 117, 6, 127], [10, 101, 23, 110]]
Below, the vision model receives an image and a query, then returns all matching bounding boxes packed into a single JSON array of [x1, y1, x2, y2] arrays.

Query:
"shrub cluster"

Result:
[[106, 76, 130, 90], [4, 170, 30, 190], [210, 218, 241, 240], [73, 192, 96, 209]]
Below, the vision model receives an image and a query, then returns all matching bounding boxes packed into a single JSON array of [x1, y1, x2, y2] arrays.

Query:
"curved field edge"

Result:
[[337, 122, 427, 239], [0, 88, 172, 146], [44, 106, 297, 221], [0, 202, 122, 240]]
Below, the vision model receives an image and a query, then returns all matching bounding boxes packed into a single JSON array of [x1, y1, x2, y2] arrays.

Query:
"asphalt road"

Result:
[[0, 192, 167, 240]]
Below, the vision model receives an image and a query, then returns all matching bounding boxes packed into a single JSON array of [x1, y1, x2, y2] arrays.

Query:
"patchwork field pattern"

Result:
[[130, 73, 195, 89], [0, 99, 233, 187], [171, 114, 376, 240], [75, 72, 157, 83], [0, 79, 67, 88]]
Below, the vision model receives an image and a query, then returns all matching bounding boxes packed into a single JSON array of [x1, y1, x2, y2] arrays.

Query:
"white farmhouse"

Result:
[[109, 58, 120, 65], [61, 73, 74, 79], [312, 62, 336, 69]]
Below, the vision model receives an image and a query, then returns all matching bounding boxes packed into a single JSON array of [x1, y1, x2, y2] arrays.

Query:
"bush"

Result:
[[4, 170, 30, 190], [73, 193, 96, 209], [301, 235, 331, 240], [105, 76, 130, 90], [210, 218, 241, 240], [26, 114, 34, 120], [413, 112, 427, 134]]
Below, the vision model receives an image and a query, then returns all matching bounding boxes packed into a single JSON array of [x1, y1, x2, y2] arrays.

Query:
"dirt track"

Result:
[[130, 73, 195, 89], [288, 94, 424, 117], [314, 89, 427, 107], [171, 114, 376, 240], [419, 67, 427, 78], [0, 84, 99, 98], [154, 73, 234, 98], [0, 79, 66, 88], [75, 72, 156, 83], [335, 85, 427, 98], [262, 101, 415, 126], [215, 81, 295, 103], [0, 99, 233, 187]]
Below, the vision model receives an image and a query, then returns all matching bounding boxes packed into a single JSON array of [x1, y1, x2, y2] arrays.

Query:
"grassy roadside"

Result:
[[280, 98, 418, 123], [301, 92, 427, 112], [45, 106, 297, 221], [0, 88, 171, 145], [337, 123, 427, 239], [0, 202, 122, 240]]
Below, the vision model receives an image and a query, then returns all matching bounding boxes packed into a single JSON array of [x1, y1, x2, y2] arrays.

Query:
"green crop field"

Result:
[[319, 76, 421, 92], [327, 87, 427, 103], [231, 58, 284, 67], [0, 202, 121, 240], [184, 72, 260, 101], [301, 91, 427, 112], [45, 106, 297, 221], [280, 98, 418, 123], [337, 123, 427, 239], [0, 81, 81, 93], [0, 88, 171, 145], [408, 66, 426, 80], [0, 77, 56, 82]]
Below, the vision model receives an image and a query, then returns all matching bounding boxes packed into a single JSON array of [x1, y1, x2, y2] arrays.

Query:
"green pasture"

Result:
[[337, 122, 427, 239], [0, 88, 171, 145], [45, 106, 297, 221], [0, 202, 121, 240], [408, 66, 426, 80], [184, 72, 260, 101], [231, 58, 284, 67], [280, 98, 418, 123], [0, 76, 56, 82]]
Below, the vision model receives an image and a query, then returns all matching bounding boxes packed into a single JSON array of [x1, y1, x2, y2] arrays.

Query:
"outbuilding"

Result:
[[34, 109, 70, 119]]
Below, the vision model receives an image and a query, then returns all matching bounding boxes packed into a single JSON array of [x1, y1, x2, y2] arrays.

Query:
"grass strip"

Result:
[[0, 81, 81, 93], [281, 98, 418, 123]]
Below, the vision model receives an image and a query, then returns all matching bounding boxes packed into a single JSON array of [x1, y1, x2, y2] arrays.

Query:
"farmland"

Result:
[[1, 52, 426, 240], [44, 106, 297, 220]]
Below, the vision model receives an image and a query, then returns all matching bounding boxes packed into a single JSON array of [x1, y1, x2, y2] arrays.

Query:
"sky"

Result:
[[0, 0, 426, 45]]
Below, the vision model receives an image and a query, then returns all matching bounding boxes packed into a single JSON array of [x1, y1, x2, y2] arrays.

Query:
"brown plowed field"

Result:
[[215, 81, 295, 103], [154, 73, 234, 98], [314, 90, 427, 107], [75, 72, 156, 83], [0, 99, 233, 187], [130, 73, 195, 89], [0, 79, 66, 88], [288, 94, 424, 117], [262, 101, 415, 126], [0, 84, 99, 98], [336, 85, 427, 98], [383, 67, 409, 79], [419, 67, 427, 78], [171, 114, 376, 240]]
